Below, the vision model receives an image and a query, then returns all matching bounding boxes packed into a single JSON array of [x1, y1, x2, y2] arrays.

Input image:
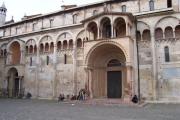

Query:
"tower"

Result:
[[0, 2, 7, 26]]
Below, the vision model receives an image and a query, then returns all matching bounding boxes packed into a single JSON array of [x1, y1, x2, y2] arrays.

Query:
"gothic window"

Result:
[[77, 38, 82, 48], [167, 0, 172, 8], [29, 45, 33, 54], [45, 43, 49, 52], [50, 42, 54, 53], [64, 54, 67, 64], [57, 41, 61, 50], [40, 43, 44, 53], [164, 46, 170, 62], [122, 5, 126, 12], [175, 25, 180, 38], [165, 26, 173, 39], [142, 29, 151, 41], [155, 28, 163, 40], [34, 45, 37, 54], [149, 0, 154, 11], [46, 56, 49, 65], [26, 46, 28, 54], [30, 57, 32, 66], [69, 39, 73, 49], [63, 40, 67, 49]]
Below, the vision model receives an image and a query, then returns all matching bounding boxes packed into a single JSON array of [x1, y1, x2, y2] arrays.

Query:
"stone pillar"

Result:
[[150, 28, 157, 100], [125, 65, 132, 101], [126, 22, 129, 36], [73, 39, 77, 95], [53, 44, 57, 98], [35, 45, 40, 98], [20, 50, 24, 64], [85, 67, 93, 99], [88, 68, 93, 98]]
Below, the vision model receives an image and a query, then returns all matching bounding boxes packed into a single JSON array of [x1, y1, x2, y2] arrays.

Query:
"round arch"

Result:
[[155, 16, 180, 29], [85, 42, 130, 99], [56, 32, 73, 43], [85, 41, 128, 65], [38, 35, 53, 45]]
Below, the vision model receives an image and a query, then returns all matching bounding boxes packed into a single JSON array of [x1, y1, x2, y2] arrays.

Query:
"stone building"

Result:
[[0, 0, 180, 102]]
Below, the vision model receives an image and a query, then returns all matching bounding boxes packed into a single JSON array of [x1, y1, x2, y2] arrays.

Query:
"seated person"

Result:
[[131, 95, 138, 104], [58, 94, 65, 102]]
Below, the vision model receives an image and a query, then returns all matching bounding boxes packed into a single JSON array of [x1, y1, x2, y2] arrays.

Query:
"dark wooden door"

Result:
[[14, 78, 19, 97], [107, 71, 122, 98]]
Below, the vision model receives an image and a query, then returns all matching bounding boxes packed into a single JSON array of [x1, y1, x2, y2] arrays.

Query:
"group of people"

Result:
[[58, 89, 88, 102]]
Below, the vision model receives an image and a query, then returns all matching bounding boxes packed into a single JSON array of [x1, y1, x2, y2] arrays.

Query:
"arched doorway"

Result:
[[7, 68, 23, 98], [87, 43, 126, 99]]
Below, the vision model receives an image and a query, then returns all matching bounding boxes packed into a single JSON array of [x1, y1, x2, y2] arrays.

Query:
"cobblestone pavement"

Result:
[[0, 99, 180, 120]]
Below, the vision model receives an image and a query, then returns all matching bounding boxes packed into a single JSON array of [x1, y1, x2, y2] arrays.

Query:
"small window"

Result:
[[50, 19, 53, 28], [167, 0, 172, 8], [3, 30, 6, 36], [32, 23, 36, 31], [122, 5, 126, 12], [47, 56, 49, 65], [93, 10, 98, 15], [64, 54, 67, 64], [30, 57, 32, 66], [15, 27, 18, 34], [149, 0, 154, 11], [164, 46, 170, 62], [73, 14, 77, 24]]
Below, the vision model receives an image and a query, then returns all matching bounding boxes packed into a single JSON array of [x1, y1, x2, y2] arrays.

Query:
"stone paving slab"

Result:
[[0, 99, 180, 120]]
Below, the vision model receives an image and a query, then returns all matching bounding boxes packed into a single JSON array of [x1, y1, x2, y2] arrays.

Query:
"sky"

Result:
[[2, 0, 103, 22]]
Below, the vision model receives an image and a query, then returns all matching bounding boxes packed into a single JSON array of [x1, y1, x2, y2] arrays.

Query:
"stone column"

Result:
[[150, 28, 157, 100], [97, 24, 100, 39], [173, 28, 176, 38], [111, 22, 114, 38]]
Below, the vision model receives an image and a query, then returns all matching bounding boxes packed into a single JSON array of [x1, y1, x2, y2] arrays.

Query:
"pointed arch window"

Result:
[[47, 56, 49, 65], [164, 46, 170, 62], [30, 57, 32, 66]]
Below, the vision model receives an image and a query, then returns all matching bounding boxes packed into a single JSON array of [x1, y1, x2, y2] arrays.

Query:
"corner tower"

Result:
[[0, 2, 7, 26]]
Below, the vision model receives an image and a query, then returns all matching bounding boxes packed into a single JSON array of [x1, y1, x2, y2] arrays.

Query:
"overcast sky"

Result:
[[2, 0, 103, 22]]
